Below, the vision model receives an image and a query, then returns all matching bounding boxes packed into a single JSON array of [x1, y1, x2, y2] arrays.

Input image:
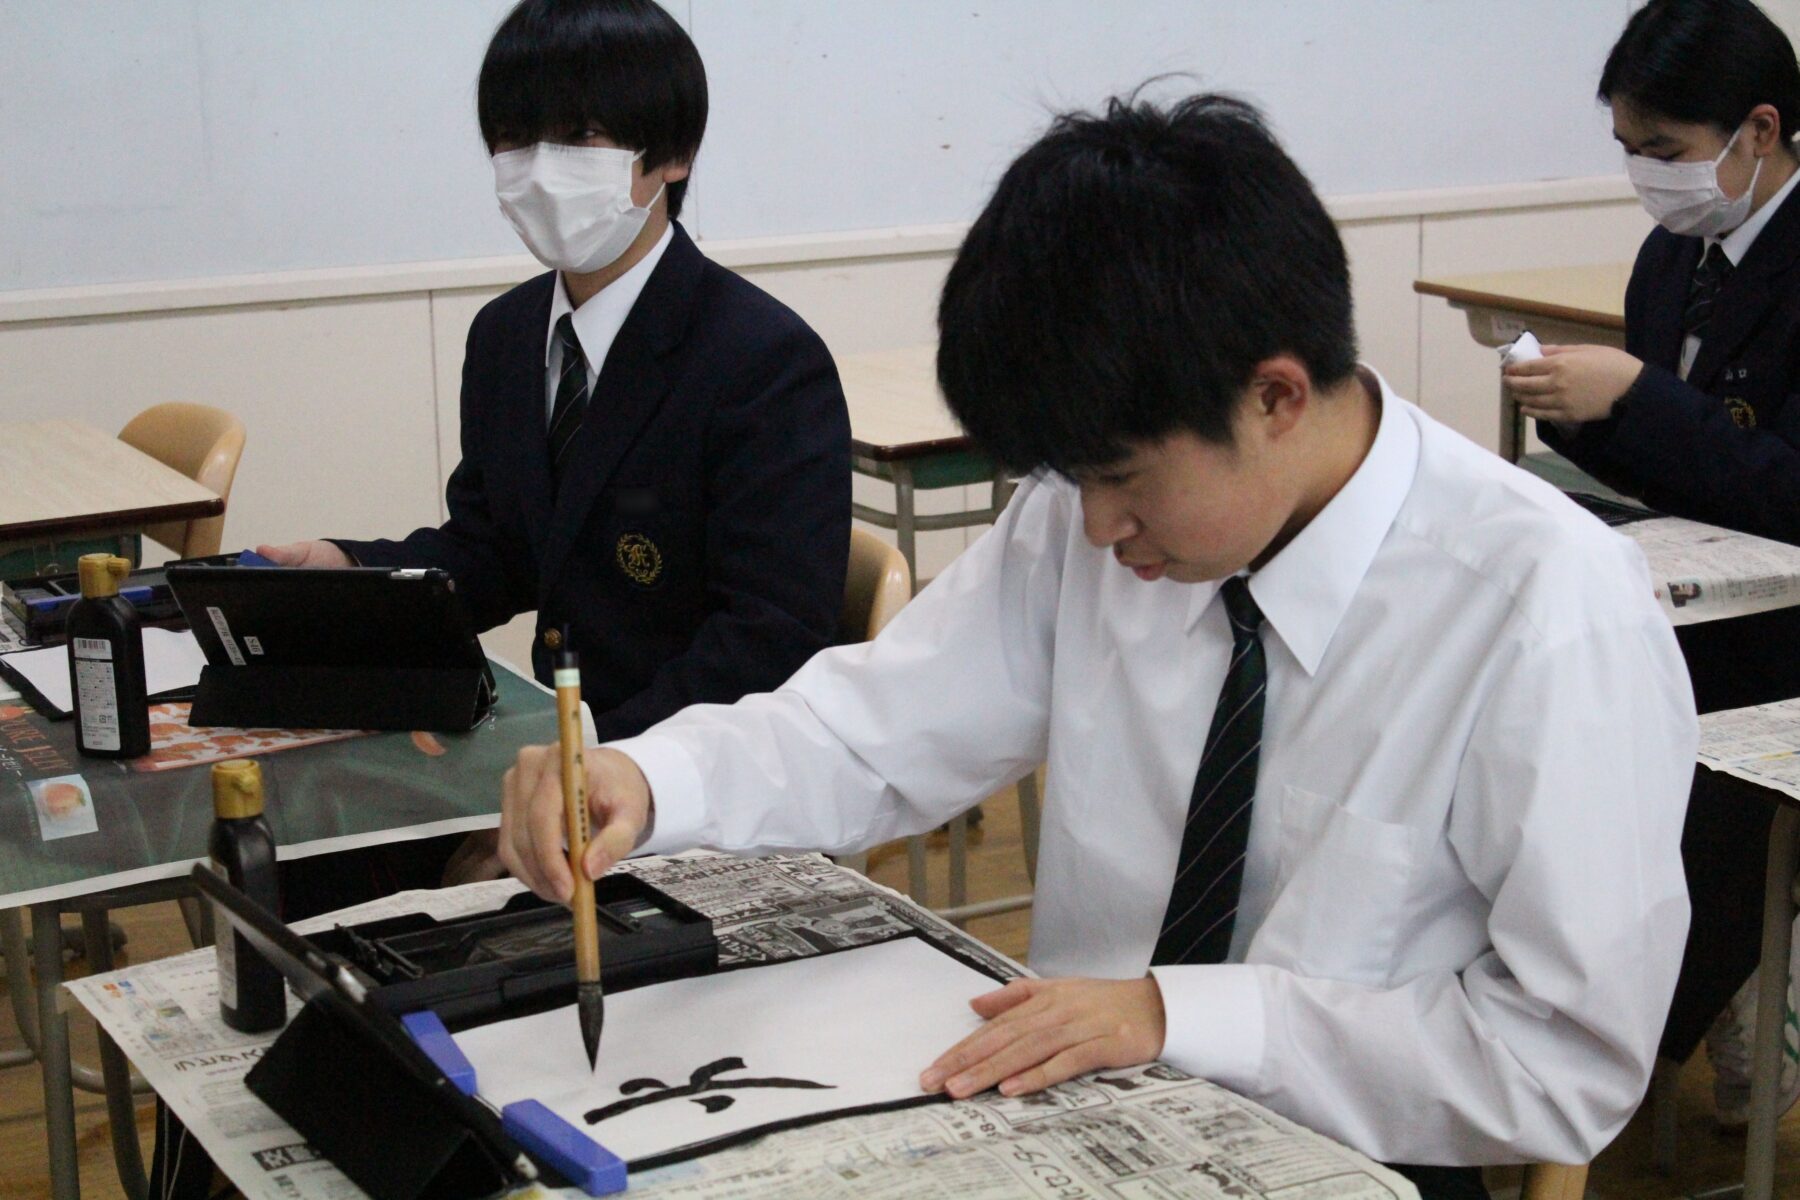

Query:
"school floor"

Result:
[[1, 781, 1798, 1199]]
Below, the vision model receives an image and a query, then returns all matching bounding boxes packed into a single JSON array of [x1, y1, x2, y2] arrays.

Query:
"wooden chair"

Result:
[[839, 526, 912, 643], [117, 402, 246, 558], [1520, 1162, 1588, 1200]]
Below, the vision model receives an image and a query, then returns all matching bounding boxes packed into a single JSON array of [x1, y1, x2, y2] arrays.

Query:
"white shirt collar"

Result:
[[1201, 367, 1420, 676], [1715, 164, 1800, 266], [545, 222, 676, 372]]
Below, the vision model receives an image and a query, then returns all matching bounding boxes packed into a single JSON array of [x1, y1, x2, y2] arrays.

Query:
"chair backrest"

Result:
[[840, 527, 912, 643], [117, 403, 247, 558], [1521, 1162, 1588, 1200]]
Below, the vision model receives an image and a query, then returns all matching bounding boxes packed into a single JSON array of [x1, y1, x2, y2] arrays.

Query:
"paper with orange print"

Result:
[[129, 702, 368, 773]]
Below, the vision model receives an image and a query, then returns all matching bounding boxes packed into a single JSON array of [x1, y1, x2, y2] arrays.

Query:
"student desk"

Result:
[[837, 343, 1015, 585], [0, 420, 223, 575], [1694, 702, 1800, 1200], [1414, 264, 1631, 462], [0, 660, 554, 1200], [66, 852, 1418, 1200]]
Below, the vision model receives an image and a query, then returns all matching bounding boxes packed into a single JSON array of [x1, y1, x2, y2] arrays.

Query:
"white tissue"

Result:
[[1500, 330, 1543, 366]]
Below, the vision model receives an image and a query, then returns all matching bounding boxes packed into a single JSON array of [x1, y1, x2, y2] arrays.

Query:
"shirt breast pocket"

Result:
[[1272, 784, 1427, 985]]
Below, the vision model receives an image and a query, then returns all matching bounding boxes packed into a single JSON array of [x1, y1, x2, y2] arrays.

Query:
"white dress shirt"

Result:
[[618, 371, 1696, 1165], [544, 222, 674, 422], [1680, 166, 1800, 379]]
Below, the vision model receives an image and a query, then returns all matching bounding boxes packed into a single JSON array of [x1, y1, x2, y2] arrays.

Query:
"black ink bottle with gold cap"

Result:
[[66, 553, 150, 758], [209, 759, 285, 1032]]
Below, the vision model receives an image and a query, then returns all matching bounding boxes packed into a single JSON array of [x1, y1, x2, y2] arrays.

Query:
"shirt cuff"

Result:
[[1148, 963, 1268, 1093], [605, 732, 705, 857]]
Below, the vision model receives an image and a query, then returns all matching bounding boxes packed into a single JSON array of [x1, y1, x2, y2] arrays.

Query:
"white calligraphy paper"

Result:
[[453, 935, 995, 1165]]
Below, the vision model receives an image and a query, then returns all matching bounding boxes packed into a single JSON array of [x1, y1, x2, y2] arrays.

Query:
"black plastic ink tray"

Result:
[[308, 874, 718, 1029]]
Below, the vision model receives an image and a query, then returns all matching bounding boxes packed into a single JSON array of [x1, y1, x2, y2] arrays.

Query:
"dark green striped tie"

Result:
[[1152, 575, 1265, 966], [547, 313, 589, 486]]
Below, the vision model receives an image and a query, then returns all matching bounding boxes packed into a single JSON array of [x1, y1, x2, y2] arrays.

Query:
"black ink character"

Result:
[[584, 1056, 835, 1124]]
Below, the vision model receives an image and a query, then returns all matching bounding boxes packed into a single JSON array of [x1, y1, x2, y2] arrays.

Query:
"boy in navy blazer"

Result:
[[264, 0, 849, 743], [256, 1, 848, 909]]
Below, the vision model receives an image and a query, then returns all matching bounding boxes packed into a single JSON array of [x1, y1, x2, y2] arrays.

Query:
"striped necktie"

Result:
[[1152, 575, 1266, 967], [547, 313, 589, 485], [1682, 242, 1733, 341]]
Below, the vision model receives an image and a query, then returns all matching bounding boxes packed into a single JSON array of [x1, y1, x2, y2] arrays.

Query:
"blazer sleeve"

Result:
[[331, 313, 536, 631], [1574, 362, 1800, 544], [588, 323, 851, 742]]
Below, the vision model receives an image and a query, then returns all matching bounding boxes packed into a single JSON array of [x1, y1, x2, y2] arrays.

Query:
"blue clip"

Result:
[[400, 1010, 478, 1096], [236, 549, 278, 567], [502, 1099, 626, 1196]]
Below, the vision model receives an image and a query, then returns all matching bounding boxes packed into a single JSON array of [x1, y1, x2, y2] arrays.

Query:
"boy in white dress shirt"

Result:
[[496, 93, 1697, 1195]]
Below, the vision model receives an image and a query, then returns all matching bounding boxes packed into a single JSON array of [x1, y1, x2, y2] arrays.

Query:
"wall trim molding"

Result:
[[0, 175, 1637, 326]]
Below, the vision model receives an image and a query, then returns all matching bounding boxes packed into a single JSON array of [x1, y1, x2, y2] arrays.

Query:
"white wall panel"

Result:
[[1342, 219, 1423, 401], [0, 297, 442, 553]]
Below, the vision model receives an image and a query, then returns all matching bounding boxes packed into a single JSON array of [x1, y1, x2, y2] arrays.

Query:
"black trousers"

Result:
[[1385, 1163, 1488, 1200], [1660, 767, 1780, 1063]]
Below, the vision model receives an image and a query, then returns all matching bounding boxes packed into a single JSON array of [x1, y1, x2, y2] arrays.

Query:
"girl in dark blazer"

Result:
[[1505, 0, 1800, 1132], [1507, 0, 1800, 547]]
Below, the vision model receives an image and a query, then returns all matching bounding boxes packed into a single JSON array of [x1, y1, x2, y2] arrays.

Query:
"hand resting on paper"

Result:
[[254, 539, 353, 568], [1502, 344, 1646, 424], [919, 976, 1166, 1099], [498, 744, 650, 902]]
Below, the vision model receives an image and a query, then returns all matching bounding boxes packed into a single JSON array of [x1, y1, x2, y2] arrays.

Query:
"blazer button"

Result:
[[543, 628, 562, 651]]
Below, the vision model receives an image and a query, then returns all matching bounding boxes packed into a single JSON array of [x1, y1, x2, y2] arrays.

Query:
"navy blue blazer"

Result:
[[1539, 187, 1800, 544], [338, 224, 850, 741]]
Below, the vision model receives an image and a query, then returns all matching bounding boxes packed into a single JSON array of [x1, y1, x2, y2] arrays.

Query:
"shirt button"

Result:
[[543, 628, 562, 651]]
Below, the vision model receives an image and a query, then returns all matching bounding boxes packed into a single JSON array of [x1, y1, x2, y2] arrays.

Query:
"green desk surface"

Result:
[[0, 661, 554, 908]]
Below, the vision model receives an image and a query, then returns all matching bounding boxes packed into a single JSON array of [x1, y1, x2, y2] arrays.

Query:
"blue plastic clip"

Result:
[[399, 1010, 478, 1096], [501, 1099, 627, 1196]]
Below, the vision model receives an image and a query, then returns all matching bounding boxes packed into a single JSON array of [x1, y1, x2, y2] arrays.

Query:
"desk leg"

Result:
[[1746, 804, 1800, 1200], [1499, 377, 1525, 464], [82, 910, 147, 1200], [35, 904, 80, 1200], [893, 465, 919, 597], [2, 907, 38, 1068]]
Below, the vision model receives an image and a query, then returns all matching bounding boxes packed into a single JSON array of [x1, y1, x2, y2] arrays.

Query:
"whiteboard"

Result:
[[0, 1, 1634, 291]]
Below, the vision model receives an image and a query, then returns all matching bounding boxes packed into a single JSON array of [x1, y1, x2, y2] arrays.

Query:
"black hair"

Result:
[[479, 0, 707, 219], [1600, 0, 1800, 155], [936, 91, 1357, 474]]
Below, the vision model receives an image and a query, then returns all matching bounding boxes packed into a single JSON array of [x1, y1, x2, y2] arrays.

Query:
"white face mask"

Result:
[[493, 143, 663, 274], [1625, 124, 1763, 238]]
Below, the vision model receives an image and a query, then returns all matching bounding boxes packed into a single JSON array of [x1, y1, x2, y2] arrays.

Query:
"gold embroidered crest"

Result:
[[616, 533, 663, 586], [1726, 397, 1757, 429]]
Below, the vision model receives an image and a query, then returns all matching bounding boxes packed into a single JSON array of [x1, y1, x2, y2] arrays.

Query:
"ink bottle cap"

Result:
[[76, 554, 130, 600], [212, 759, 265, 819]]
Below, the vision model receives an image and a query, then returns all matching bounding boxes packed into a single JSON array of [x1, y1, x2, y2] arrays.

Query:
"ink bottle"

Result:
[[66, 553, 150, 758], [209, 759, 286, 1032]]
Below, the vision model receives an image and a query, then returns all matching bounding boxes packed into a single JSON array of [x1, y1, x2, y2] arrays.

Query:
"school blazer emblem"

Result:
[[1725, 396, 1757, 429], [616, 533, 663, 586]]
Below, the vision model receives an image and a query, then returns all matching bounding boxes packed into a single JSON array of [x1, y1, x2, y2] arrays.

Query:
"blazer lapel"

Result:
[[540, 225, 704, 588], [494, 275, 557, 565], [1642, 237, 1701, 374], [1689, 188, 1800, 390]]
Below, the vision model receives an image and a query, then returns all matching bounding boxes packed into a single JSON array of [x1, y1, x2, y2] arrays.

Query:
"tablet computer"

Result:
[[166, 565, 496, 731]]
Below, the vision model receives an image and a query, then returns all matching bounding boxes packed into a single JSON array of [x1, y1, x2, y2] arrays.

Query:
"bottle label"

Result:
[[74, 653, 121, 752], [205, 859, 239, 1010]]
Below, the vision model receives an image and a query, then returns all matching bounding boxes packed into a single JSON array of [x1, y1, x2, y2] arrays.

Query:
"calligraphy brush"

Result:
[[554, 638, 604, 1069]]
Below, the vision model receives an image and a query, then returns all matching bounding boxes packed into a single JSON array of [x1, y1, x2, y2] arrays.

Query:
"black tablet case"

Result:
[[166, 566, 494, 732]]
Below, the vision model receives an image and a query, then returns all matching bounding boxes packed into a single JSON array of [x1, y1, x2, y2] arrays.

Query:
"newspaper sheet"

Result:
[[66, 852, 1415, 1200], [1698, 698, 1800, 801], [1620, 515, 1800, 626]]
